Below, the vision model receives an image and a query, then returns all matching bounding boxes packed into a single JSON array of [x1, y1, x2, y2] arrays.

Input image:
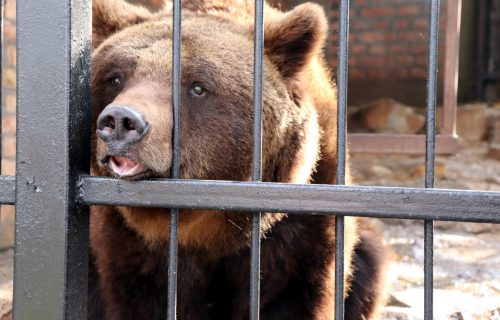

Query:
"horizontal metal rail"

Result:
[[0, 176, 15, 204], [80, 176, 500, 223]]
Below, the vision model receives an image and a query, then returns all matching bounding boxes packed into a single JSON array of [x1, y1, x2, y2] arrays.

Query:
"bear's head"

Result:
[[92, 0, 328, 254]]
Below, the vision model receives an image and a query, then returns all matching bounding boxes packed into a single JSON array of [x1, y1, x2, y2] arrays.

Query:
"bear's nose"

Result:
[[96, 105, 150, 145]]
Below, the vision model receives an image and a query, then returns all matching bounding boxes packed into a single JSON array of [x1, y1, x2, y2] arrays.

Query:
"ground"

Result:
[[351, 141, 500, 320], [0, 141, 499, 320], [0, 249, 12, 320]]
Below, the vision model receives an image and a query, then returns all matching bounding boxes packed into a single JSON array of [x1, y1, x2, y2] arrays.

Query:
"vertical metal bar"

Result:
[[0, 0, 2, 176], [250, 0, 264, 319], [13, 0, 91, 318], [335, 0, 350, 319], [167, 0, 181, 318], [442, 0, 461, 136], [425, 0, 440, 319]]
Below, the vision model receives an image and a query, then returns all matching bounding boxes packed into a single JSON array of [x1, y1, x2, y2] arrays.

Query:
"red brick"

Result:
[[410, 43, 428, 53], [351, 20, 370, 30], [394, 19, 410, 29], [416, 56, 428, 66], [413, 18, 428, 29], [351, 44, 367, 54], [358, 32, 396, 43], [369, 44, 386, 55], [349, 69, 367, 80], [3, 21, 16, 42], [361, 7, 396, 17], [329, 33, 339, 42], [359, 56, 389, 65], [410, 67, 427, 78], [5, 0, 16, 21], [395, 55, 414, 66], [394, 69, 409, 79], [5, 94, 16, 114], [398, 5, 421, 16], [2, 136, 16, 158], [1, 159, 16, 176], [6, 45, 16, 67], [2, 68, 16, 88], [2, 115, 16, 135], [373, 20, 390, 29], [399, 31, 425, 41], [389, 44, 407, 53], [369, 69, 389, 79]]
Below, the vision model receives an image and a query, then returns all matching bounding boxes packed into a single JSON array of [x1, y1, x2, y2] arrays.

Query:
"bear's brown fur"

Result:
[[89, 1, 388, 319]]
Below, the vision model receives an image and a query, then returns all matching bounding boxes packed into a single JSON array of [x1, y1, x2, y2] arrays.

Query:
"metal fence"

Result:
[[1, 0, 499, 319]]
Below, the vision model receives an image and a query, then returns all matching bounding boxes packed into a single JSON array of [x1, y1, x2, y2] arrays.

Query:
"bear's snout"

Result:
[[96, 105, 150, 147]]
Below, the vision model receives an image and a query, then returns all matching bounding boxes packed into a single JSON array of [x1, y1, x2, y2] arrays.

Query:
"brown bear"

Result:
[[89, 0, 388, 319]]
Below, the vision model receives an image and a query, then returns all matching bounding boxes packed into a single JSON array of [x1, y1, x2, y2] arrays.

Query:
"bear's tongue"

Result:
[[109, 156, 146, 177]]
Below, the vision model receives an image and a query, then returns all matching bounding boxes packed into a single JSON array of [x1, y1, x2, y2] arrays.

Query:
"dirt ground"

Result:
[[0, 249, 12, 320], [0, 142, 499, 320], [350, 141, 500, 320]]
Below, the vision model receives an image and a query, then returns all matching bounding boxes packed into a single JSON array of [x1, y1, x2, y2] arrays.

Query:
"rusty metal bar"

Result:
[[442, 0, 461, 135]]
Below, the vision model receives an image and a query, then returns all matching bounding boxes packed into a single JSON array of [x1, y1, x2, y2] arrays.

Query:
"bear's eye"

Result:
[[110, 76, 121, 88], [190, 83, 207, 97]]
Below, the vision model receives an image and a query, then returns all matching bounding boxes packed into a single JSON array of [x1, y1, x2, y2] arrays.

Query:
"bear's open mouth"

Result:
[[108, 156, 149, 178]]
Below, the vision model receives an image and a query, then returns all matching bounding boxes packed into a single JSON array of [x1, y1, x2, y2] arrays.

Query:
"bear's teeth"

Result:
[[109, 156, 146, 177]]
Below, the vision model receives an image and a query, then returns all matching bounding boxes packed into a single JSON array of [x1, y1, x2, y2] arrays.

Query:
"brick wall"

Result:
[[327, 0, 448, 106], [0, 0, 16, 248]]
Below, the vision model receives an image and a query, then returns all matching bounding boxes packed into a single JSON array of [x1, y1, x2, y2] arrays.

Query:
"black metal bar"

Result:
[[335, 0, 350, 318], [80, 177, 500, 223], [334, 217, 344, 319], [168, 0, 182, 318], [424, 221, 434, 319], [250, 0, 265, 318], [336, 0, 349, 185], [13, 0, 91, 318], [424, 0, 440, 319], [0, 176, 15, 204], [167, 207, 179, 320], [425, 1, 439, 191]]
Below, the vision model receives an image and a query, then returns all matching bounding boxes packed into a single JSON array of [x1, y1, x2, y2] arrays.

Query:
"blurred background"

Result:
[[1, 0, 499, 319]]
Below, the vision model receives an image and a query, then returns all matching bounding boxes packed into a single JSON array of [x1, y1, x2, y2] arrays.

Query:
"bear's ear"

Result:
[[264, 3, 328, 79], [93, 0, 153, 49]]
